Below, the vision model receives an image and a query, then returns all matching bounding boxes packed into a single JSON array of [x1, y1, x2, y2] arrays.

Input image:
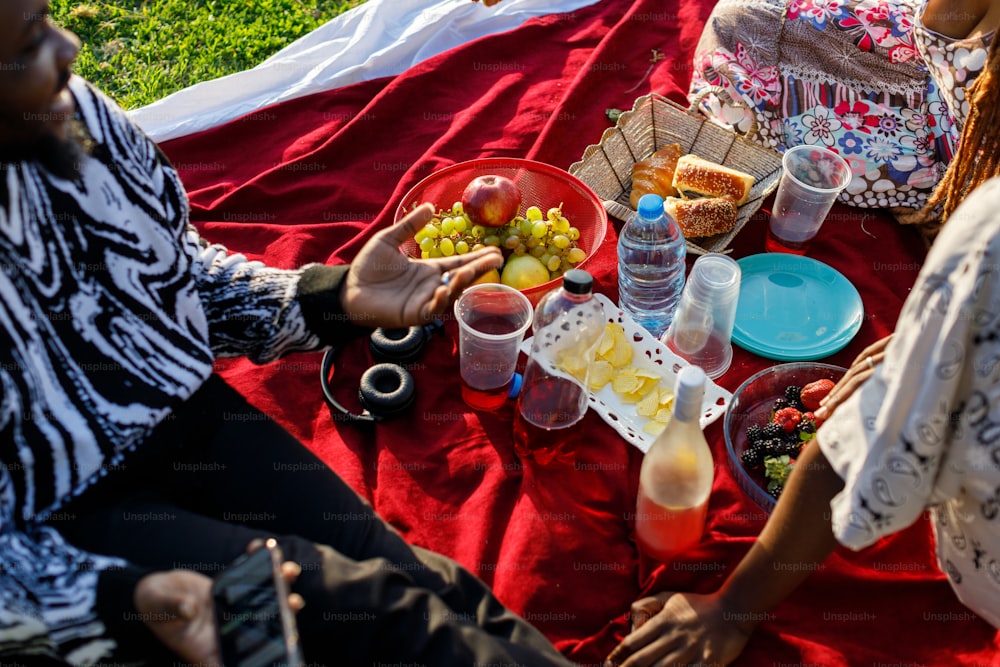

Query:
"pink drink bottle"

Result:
[[635, 365, 714, 560]]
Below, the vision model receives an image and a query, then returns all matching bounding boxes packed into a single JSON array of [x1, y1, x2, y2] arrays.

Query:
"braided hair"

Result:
[[919, 32, 1000, 236]]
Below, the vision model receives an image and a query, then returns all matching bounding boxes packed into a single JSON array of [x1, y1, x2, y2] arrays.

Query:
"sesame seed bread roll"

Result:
[[629, 143, 684, 209], [672, 154, 755, 205], [663, 196, 738, 238]]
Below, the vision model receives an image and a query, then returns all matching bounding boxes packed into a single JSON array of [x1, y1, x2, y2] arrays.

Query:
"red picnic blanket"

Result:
[[160, 0, 1000, 664]]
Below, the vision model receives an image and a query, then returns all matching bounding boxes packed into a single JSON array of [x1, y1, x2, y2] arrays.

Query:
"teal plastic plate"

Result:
[[732, 254, 863, 361]]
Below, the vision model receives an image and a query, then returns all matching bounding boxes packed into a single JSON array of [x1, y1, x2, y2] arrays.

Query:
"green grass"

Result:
[[51, 0, 367, 109]]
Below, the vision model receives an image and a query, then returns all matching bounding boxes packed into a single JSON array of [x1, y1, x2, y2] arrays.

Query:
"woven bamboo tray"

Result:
[[568, 91, 783, 255]]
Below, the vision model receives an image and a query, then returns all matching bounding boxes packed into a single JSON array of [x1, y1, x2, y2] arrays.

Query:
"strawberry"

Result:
[[800, 379, 836, 411], [772, 407, 802, 433]]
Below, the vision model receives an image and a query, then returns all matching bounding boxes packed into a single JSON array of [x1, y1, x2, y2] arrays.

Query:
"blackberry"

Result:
[[761, 437, 785, 457], [746, 424, 764, 443], [778, 440, 801, 457], [784, 385, 802, 402], [772, 397, 791, 412], [741, 442, 766, 469], [799, 420, 816, 434], [761, 422, 783, 440]]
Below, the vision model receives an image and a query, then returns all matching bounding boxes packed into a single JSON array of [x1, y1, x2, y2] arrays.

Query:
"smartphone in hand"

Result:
[[212, 539, 304, 667]]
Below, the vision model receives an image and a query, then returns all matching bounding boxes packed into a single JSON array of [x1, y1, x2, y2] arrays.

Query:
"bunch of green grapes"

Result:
[[412, 202, 587, 278]]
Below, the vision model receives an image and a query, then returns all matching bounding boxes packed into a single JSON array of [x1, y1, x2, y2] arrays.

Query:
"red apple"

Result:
[[461, 174, 522, 228]]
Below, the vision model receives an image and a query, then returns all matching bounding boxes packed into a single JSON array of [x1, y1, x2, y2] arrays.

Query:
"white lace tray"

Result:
[[521, 293, 732, 453]]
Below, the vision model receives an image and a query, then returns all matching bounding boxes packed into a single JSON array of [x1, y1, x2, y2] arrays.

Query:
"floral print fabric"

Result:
[[690, 0, 993, 210]]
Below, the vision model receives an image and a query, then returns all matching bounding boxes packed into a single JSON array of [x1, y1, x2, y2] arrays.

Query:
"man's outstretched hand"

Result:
[[339, 202, 504, 329]]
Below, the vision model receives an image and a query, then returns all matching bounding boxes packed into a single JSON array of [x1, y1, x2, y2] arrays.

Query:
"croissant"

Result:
[[672, 154, 755, 205], [629, 143, 684, 209]]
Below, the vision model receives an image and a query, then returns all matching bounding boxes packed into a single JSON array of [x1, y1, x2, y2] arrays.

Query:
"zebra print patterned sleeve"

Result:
[[0, 471, 135, 666], [182, 227, 323, 363]]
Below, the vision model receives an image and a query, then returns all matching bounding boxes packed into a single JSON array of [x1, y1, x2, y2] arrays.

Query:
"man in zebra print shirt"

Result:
[[0, 1, 576, 665]]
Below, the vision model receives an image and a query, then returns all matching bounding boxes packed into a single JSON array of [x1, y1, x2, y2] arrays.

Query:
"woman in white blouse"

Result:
[[605, 6, 1000, 663]]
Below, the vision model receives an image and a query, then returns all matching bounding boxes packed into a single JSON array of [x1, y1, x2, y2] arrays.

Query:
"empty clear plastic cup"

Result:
[[661, 253, 741, 379], [765, 145, 852, 255]]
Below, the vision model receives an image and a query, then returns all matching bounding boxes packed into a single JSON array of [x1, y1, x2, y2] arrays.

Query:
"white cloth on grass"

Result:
[[129, 0, 600, 142]]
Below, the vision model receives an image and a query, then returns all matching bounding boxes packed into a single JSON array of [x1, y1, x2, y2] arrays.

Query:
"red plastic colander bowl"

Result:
[[394, 158, 608, 305]]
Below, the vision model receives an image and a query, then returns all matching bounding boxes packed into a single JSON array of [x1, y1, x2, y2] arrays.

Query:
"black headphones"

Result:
[[320, 321, 443, 423]]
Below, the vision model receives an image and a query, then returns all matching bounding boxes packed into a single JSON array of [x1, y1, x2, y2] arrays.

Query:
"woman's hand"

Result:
[[814, 334, 892, 420], [604, 591, 753, 667], [340, 202, 503, 329]]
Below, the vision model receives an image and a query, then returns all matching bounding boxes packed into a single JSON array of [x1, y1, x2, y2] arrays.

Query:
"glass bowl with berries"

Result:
[[723, 362, 846, 513]]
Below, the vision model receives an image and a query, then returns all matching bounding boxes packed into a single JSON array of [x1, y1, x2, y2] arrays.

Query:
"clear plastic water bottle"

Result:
[[617, 193, 687, 338], [514, 269, 604, 465]]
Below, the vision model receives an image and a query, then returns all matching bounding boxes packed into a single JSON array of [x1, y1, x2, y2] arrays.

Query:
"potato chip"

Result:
[[605, 332, 633, 367], [658, 388, 675, 407], [553, 321, 686, 436], [595, 323, 633, 367], [558, 351, 590, 382], [636, 388, 661, 417], [611, 368, 641, 395], [643, 420, 667, 435], [626, 378, 659, 403], [589, 360, 614, 390], [653, 407, 672, 423], [640, 377, 661, 394], [597, 324, 618, 357]]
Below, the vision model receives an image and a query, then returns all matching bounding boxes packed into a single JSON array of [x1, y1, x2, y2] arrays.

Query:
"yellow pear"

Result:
[[470, 268, 501, 285], [500, 255, 550, 290]]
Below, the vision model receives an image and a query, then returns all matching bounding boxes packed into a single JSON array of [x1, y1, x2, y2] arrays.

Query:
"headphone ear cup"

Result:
[[322, 323, 437, 423], [369, 326, 426, 364], [358, 363, 416, 419]]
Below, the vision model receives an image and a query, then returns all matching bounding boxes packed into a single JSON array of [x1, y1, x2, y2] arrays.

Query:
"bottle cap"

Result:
[[677, 365, 706, 394], [561, 269, 593, 295], [637, 193, 664, 219], [507, 372, 523, 399], [674, 365, 706, 422]]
